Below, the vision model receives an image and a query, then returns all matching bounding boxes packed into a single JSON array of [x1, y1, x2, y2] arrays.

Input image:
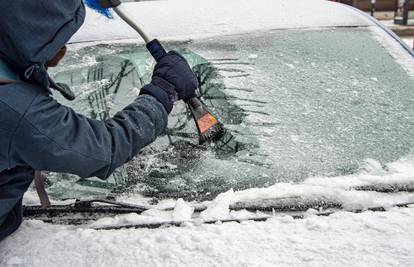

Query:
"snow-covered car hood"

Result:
[[71, 0, 375, 44]]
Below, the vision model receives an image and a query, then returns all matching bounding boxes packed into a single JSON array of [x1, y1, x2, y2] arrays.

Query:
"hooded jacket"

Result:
[[0, 0, 168, 241]]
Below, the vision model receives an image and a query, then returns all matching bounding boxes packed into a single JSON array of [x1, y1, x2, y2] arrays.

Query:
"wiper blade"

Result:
[[87, 201, 414, 230], [231, 197, 342, 212], [23, 195, 414, 228], [353, 183, 414, 193]]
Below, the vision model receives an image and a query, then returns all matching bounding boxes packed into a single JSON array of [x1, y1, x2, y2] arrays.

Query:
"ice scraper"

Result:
[[84, 0, 224, 144]]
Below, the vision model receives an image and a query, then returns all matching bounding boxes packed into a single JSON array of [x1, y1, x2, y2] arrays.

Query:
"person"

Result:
[[0, 0, 198, 241]]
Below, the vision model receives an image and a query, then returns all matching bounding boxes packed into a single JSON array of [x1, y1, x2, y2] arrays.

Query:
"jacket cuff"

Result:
[[140, 78, 176, 114]]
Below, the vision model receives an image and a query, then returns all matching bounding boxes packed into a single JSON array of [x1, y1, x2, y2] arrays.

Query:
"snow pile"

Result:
[[89, 198, 194, 228], [210, 157, 414, 212], [111, 156, 414, 221], [2, 207, 414, 266], [200, 189, 235, 220], [172, 199, 194, 221]]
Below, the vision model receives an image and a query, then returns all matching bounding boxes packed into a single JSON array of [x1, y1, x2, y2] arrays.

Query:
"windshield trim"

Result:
[[342, 4, 414, 57], [68, 25, 371, 47]]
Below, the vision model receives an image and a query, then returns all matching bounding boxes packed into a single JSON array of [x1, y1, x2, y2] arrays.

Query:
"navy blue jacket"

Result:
[[0, 0, 168, 241]]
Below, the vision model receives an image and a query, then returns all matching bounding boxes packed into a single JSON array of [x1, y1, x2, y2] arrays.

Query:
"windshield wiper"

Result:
[[23, 189, 414, 229]]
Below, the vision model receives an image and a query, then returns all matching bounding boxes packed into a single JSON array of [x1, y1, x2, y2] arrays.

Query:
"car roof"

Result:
[[71, 0, 375, 44]]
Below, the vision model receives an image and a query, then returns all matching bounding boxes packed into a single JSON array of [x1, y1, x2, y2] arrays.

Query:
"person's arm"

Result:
[[12, 93, 168, 179], [11, 51, 198, 179]]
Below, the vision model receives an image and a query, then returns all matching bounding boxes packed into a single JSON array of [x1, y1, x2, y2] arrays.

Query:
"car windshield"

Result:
[[47, 27, 414, 200]]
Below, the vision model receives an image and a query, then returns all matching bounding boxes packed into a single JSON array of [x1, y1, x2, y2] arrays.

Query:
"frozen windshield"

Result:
[[48, 27, 414, 200]]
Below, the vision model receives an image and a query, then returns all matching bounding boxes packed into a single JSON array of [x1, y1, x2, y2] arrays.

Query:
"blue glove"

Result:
[[140, 51, 198, 114]]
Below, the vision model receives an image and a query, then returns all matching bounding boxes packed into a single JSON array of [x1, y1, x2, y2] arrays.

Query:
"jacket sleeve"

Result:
[[11, 93, 168, 179]]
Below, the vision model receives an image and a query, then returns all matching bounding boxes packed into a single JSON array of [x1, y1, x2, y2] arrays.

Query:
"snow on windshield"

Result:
[[48, 27, 414, 202], [72, 0, 373, 43]]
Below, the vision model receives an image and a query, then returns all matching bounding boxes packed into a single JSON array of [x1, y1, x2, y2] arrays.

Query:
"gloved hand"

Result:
[[140, 51, 198, 114]]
